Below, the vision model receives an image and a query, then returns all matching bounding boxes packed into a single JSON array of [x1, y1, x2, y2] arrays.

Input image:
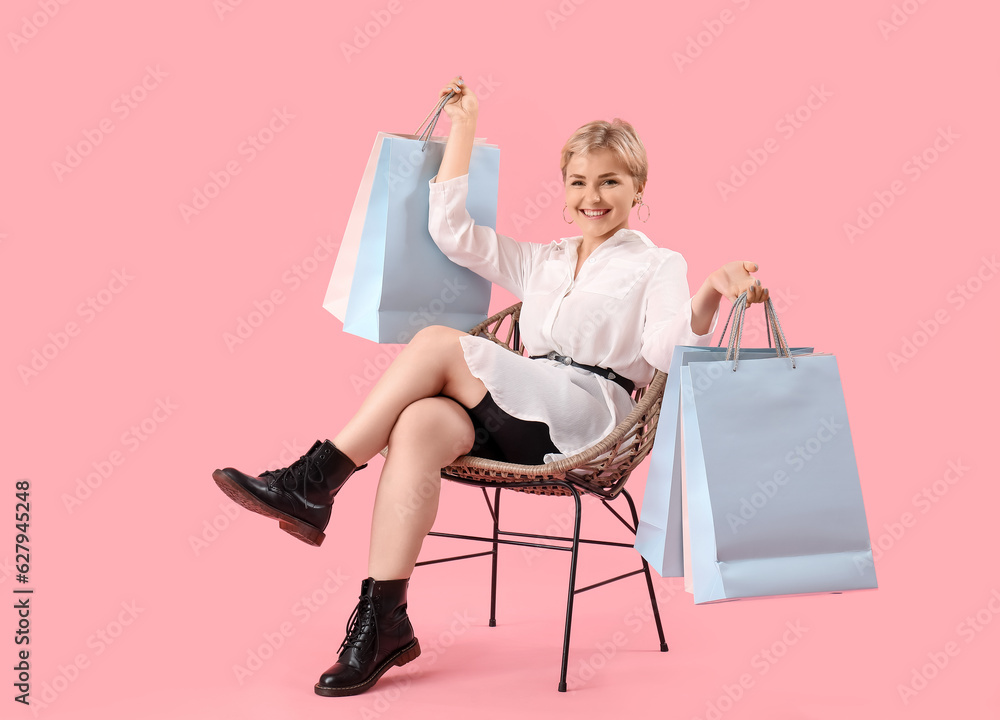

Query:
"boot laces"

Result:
[[339, 593, 379, 662], [260, 453, 321, 493]]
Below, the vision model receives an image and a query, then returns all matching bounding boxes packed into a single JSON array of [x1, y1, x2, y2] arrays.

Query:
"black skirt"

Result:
[[456, 390, 560, 465]]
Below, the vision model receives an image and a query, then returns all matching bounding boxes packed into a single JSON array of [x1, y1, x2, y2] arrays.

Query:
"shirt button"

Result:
[[588, 257, 596, 263]]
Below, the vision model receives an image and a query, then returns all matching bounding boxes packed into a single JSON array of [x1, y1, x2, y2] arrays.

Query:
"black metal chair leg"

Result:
[[490, 487, 501, 627], [622, 489, 668, 652], [641, 557, 668, 652], [557, 486, 583, 692]]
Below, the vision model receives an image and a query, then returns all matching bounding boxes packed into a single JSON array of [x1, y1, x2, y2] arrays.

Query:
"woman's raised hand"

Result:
[[710, 260, 770, 305], [439, 75, 479, 124]]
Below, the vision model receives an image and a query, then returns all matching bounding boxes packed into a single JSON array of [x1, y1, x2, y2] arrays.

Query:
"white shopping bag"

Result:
[[679, 293, 878, 603]]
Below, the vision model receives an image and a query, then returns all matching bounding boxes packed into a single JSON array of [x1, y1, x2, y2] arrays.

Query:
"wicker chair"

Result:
[[379, 301, 669, 692]]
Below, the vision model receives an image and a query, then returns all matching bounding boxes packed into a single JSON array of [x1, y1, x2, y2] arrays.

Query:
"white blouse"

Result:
[[427, 172, 721, 463]]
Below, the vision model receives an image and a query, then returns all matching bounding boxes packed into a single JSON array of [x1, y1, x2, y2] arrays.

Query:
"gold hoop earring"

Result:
[[635, 197, 650, 223], [562, 204, 575, 224]]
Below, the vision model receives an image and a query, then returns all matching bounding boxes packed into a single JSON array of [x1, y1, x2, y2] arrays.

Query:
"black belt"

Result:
[[528, 351, 635, 395]]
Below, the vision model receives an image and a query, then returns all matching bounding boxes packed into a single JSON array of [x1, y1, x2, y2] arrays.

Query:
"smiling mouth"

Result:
[[580, 209, 610, 218]]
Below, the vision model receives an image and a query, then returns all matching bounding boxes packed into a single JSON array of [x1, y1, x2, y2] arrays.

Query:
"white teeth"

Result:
[[582, 209, 608, 217]]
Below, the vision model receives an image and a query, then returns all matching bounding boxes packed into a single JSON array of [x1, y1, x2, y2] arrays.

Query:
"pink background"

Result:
[[4, 0, 998, 717]]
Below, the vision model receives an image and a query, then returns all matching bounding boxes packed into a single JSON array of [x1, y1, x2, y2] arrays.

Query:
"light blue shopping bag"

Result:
[[323, 93, 499, 343], [679, 293, 877, 603], [634, 304, 813, 577]]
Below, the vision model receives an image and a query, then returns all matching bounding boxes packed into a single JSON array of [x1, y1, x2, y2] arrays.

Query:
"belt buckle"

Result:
[[547, 350, 574, 366]]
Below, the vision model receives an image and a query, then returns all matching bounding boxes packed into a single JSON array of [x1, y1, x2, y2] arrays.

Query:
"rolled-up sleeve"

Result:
[[640, 251, 720, 373], [428, 173, 539, 300]]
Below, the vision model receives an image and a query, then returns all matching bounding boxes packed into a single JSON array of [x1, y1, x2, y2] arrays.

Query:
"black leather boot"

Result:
[[314, 576, 421, 697], [212, 439, 368, 546]]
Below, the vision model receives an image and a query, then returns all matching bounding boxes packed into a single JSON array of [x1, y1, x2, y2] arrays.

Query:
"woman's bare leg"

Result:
[[367, 396, 477, 580], [332, 325, 488, 466]]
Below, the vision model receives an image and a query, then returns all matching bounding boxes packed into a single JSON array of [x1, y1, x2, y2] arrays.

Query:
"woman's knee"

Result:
[[410, 324, 469, 348], [410, 326, 485, 404], [388, 396, 476, 460]]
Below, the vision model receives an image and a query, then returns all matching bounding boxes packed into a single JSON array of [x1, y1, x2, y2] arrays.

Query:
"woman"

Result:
[[212, 74, 770, 697]]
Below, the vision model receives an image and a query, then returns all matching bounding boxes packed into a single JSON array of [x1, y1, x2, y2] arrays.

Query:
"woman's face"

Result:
[[564, 148, 642, 241]]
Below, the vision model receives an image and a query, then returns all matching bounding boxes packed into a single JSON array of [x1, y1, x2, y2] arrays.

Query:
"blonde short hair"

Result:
[[559, 118, 648, 191]]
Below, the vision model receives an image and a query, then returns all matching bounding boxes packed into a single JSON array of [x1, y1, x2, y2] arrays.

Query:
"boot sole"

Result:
[[314, 638, 421, 697], [212, 469, 326, 547]]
